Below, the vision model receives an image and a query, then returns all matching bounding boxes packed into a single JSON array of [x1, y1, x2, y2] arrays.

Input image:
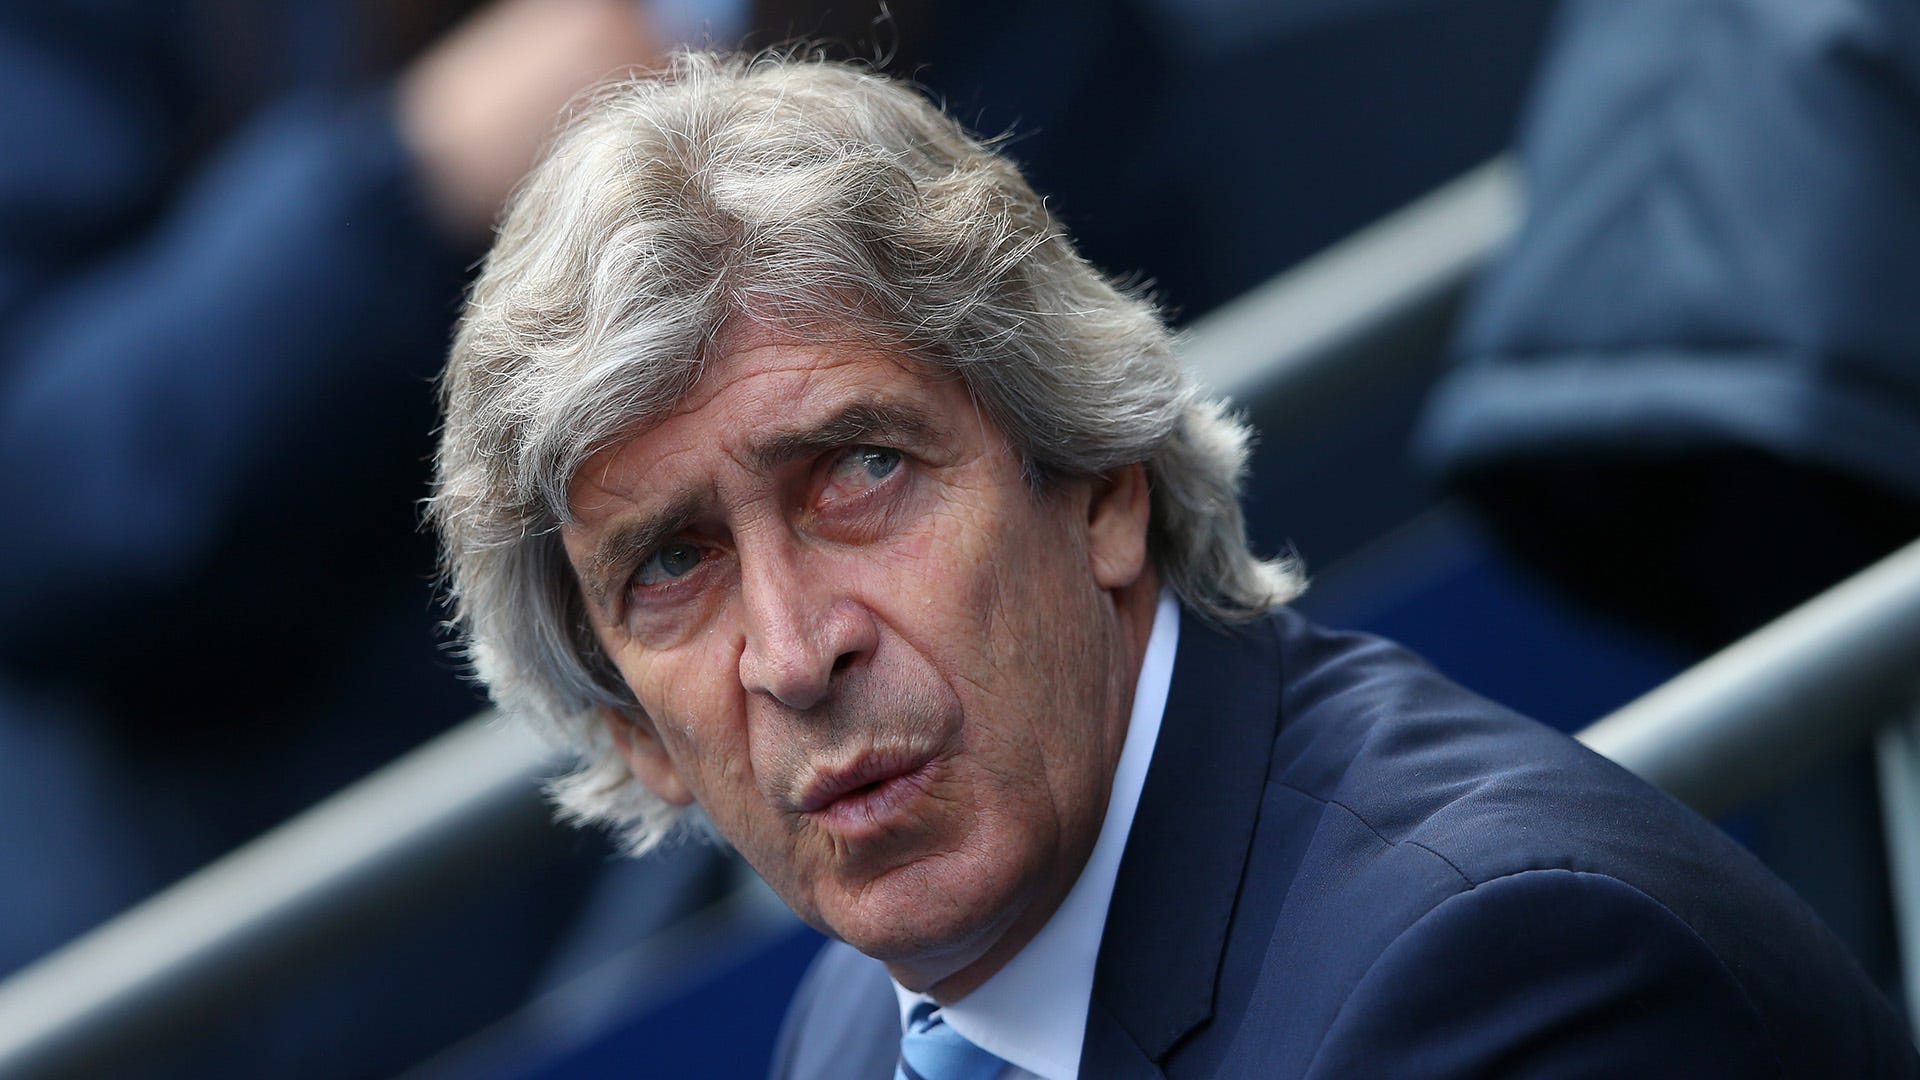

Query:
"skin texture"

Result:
[[561, 323, 1161, 1000]]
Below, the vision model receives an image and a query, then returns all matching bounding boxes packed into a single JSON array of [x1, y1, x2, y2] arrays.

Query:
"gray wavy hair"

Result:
[[430, 50, 1301, 854]]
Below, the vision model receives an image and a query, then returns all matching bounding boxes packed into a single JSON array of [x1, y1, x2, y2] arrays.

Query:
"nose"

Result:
[[737, 545, 877, 711]]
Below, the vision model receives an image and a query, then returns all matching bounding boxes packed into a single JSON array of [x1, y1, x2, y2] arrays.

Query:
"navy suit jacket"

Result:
[[772, 607, 1919, 1078]]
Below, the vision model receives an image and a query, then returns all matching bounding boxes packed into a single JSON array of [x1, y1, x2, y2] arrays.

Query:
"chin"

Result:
[[815, 848, 1036, 983]]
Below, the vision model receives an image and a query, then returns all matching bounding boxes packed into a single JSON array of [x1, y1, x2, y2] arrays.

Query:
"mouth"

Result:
[[796, 749, 937, 833]]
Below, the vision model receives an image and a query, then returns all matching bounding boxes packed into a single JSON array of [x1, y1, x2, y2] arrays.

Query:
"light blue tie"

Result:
[[896, 1001, 1006, 1080]]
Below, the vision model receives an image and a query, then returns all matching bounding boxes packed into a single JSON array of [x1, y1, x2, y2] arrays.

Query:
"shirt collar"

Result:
[[893, 588, 1181, 1079]]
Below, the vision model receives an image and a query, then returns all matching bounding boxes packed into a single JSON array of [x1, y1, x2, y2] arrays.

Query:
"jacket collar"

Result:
[[1081, 607, 1285, 1074]]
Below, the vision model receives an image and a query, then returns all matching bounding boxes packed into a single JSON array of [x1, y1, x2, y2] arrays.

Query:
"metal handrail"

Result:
[[0, 156, 1531, 1078], [0, 716, 559, 1080], [1580, 533, 1920, 1038], [1182, 157, 1518, 416], [1579, 535, 1920, 819]]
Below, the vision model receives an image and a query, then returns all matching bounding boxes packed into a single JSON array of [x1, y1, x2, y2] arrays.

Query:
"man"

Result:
[[431, 52, 1919, 1078]]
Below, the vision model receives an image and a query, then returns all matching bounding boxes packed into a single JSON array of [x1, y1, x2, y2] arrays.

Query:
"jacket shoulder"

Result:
[[1232, 608, 1917, 1077], [768, 941, 898, 1080]]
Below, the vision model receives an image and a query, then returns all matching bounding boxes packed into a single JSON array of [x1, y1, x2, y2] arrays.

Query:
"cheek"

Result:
[[615, 637, 748, 768]]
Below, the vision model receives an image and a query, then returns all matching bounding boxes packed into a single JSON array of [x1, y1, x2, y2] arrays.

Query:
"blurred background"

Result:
[[3, 0, 1918, 1076]]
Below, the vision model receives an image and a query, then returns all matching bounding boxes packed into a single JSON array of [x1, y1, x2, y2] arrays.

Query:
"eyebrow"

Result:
[[578, 489, 704, 614], [576, 398, 946, 614], [747, 399, 943, 473]]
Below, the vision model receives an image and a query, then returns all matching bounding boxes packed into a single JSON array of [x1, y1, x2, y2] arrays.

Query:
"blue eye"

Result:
[[840, 446, 900, 483], [855, 447, 899, 479], [822, 445, 903, 506], [636, 542, 702, 586]]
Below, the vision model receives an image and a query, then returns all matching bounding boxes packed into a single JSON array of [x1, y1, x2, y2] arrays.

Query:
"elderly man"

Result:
[[431, 52, 1917, 1079]]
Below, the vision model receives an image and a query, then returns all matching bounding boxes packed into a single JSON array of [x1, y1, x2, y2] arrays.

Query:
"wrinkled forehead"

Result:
[[676, 314, 896, 410]]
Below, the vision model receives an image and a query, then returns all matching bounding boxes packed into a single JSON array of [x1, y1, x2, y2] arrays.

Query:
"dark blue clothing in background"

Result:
[[1417, 0, 1920, 648], [1416, 0, 1920, 649], [1422, 0, 1920, 511], [0, 4, 605, 1076], [1415, 0, 1920, 994]]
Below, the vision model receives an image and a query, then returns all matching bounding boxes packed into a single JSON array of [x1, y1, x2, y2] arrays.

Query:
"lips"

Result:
[[796, 748, 936, 830]]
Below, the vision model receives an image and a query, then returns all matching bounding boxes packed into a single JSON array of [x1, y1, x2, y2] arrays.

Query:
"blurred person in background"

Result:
[[1418, 0, 1920, 990], [0, 2, 685, 1075]]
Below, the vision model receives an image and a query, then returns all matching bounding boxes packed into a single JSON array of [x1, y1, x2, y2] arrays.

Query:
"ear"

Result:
[[1087, 461, 1152, 590], [601, 708, 696, 806]]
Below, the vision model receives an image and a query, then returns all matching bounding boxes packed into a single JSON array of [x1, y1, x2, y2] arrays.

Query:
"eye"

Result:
[[635, 541, 703, 587], [821, 445, 901, 504]]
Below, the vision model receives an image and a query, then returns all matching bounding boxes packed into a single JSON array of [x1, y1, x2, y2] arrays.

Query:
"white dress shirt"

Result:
[[893, 589, 1180, 1080]]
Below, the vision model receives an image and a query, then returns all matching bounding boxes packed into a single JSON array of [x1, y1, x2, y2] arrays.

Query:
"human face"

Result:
[[561, 325, 1157, 998]]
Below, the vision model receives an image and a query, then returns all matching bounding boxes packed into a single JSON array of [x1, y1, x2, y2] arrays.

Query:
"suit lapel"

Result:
[[1079, 609, 1285, 1075]]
